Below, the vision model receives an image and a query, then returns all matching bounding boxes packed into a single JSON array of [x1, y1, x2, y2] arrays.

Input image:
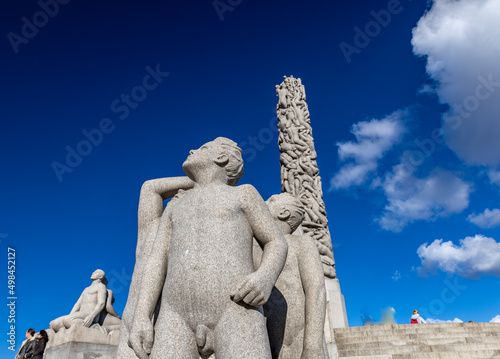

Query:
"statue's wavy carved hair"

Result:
[[213, 137, 244, 186], [267, 193, 305, 233]]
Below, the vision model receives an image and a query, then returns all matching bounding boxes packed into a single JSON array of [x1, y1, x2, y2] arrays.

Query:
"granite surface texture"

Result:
[[254, 193, 329, 359], [116, 176, 194, 359], [44, 340, 118, 359], [276, 76, 335, 279], [122, 138, 288, 359]]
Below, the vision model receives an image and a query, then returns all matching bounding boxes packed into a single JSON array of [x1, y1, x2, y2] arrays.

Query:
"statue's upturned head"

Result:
[[91, 269, 105, 281], [183, 137, 244, 186], [266, 193, 305, 233]]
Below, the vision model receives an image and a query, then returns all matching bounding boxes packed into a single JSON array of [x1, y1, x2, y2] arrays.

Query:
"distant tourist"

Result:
[[411, 309, 427, 324], [15, 328, 35, 359], [30, 330, 49, 359], [361, 313, 376, 326]]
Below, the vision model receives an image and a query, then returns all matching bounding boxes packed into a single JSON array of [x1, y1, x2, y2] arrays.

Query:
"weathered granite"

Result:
[[334, 322, 500, 358], [44, 324, 120, 359], [50, 269, 121, 334], [276, 76, 335, 279], [254, 193, 329, 359], [125, 137, 288, 359], [46, 325, 120, 347], [116, 176, 194, 359], [276, 76, 348, 338], [44, 341, 118, 359]]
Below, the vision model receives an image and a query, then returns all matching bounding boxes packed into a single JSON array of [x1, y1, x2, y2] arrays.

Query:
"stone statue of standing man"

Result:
[[126, 137, 288, 359]]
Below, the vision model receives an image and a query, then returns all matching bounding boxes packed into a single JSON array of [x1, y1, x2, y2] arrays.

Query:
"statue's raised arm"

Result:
[[116, 176, 194, 359], [136, 176, 195, 254]]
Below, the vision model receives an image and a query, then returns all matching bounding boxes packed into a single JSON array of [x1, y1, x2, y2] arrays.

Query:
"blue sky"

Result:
[[1, 0, 500, 356]]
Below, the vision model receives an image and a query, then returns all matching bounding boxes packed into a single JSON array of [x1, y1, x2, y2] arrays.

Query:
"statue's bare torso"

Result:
[[79, 284, 104, 314], [144, 183, 282, 359], [164, 184, 254, 328]]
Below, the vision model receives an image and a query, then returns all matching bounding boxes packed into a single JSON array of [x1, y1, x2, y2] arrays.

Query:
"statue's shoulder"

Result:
[[235, 183, 258, 196], [234, 185, 268, 213], [234, 184, 258, 202], [95, 282, 107, 292]]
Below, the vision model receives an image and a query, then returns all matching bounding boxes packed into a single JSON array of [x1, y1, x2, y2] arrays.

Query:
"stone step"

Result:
[[336, 329, 500, 340], [335, 323, 500, 333], [391, 350, 500, 359], [341, 351, 500, 359], [338, 342, 500, 357], [336, 332, 500, 345], [334, 325, 500, 339], [339, 356, 393, 359], [337, 335, 500, 351]]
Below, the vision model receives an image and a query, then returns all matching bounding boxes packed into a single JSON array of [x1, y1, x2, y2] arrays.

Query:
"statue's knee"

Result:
[[49, 320, 57, 330], [62, 316, 73, 328]]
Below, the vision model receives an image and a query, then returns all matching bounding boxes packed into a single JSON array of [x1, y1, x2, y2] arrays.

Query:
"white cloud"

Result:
[[392, 270, 401, 282], [490, 315, 500, 323], [467, 208, 500, 228], [417, 83, 437, 96], [330, 110, 406, 190], [378, 164, 471, 232], [417, 235, 500, 278], [488, 170, 500, 188], [412, 0, 500, 167], [426, 318, 463, 324]]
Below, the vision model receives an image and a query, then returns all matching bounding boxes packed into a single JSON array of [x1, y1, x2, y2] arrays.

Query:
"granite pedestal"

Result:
[[44, 325, 119, 359]]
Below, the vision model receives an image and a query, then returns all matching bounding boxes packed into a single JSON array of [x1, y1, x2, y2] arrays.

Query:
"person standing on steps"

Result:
[[411, 309, 427, 324]]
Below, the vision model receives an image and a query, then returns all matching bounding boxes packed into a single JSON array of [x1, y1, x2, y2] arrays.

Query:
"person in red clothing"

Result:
[[411, 309, 427, 324]]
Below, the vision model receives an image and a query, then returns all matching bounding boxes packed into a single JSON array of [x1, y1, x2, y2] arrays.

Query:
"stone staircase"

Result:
[[333, 322, 500, 359]]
